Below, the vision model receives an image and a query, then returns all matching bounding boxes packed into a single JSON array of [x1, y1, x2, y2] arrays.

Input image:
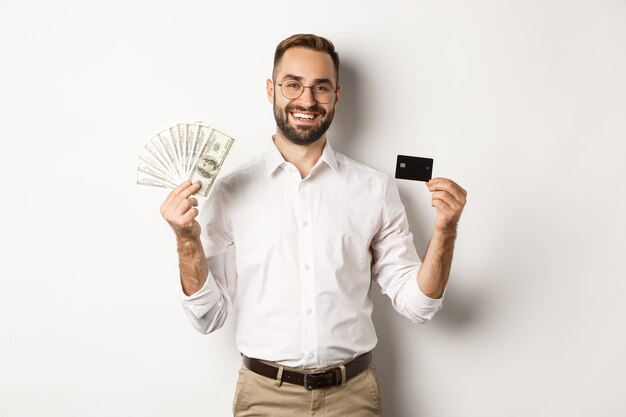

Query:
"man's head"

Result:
[[272, 34, 340, 84], [267, 34, 341, 146]]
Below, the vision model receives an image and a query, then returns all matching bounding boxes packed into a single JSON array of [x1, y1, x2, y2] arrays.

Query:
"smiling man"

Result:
[[271, 47, 337, 147], [160, 34, 467, 416]]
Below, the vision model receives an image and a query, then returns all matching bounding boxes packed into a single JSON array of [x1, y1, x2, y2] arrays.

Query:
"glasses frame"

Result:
[[275, 79, 338, 104]]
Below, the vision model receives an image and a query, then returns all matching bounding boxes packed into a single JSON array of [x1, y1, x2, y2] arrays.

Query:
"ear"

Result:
[[266, 79, 274, 104], [334, 85, 341, 106]]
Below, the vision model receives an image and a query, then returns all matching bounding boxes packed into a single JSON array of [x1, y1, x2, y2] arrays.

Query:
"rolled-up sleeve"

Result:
[[180, 182, 237, 334], [371, 176, 443, 324]]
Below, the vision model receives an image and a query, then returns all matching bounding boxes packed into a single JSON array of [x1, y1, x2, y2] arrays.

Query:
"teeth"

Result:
[[293, 113, 314, 120]]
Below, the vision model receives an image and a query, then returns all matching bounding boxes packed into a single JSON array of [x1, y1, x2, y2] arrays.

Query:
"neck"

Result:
[[273, 132, 327, 179]]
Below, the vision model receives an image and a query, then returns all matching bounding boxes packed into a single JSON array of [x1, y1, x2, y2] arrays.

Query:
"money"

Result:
[[136, 122, 235, 197], [189, 129, 235, 197]]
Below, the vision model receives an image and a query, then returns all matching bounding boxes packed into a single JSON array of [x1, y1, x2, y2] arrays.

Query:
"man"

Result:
[[160, 34, 466, 416]]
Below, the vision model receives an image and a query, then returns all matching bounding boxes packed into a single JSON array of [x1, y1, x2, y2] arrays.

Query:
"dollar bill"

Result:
[[143, 137, 180, 181], [136, 122, 235, 197], [137, 160, 179, 188], [156, 129, 181, 180], [181, 123, 194, 177], [188, 128, 235, 197], [137, 170, 172, 189]]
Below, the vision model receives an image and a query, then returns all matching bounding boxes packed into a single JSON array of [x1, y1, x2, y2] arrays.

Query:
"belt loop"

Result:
[[275, 365, 284, 387], [339, 364, 347, 387]]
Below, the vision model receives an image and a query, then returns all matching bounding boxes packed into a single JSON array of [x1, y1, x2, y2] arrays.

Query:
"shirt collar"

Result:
[[264, 137, 339, 177]]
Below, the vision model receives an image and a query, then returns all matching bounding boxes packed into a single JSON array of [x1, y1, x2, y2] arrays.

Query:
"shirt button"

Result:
[[306, 308, 312, 315], [308, 353, 314, 359], [304, 264, 310, 270], [302, 221, 308, 227]]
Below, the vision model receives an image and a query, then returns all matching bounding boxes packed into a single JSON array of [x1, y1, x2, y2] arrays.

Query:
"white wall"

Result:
[[1, 1, 625, 416]]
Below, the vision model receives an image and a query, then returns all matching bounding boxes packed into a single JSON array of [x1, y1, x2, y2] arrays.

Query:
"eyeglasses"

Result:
[[276, 79, 337, 104]]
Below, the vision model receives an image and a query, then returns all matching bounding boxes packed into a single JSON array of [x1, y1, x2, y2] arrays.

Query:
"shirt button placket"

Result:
[[299, 180, 317, 367]]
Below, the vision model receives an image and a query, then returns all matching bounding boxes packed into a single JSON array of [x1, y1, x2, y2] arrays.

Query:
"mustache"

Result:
[[285, 103, 326, 115]]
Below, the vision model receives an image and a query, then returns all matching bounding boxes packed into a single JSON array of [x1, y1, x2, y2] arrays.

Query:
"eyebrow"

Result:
[[281, 74, 334, 85]]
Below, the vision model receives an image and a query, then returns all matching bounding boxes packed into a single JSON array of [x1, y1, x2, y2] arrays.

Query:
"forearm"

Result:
[[177, 236, 209, 296], [417, 227, 457, 299]]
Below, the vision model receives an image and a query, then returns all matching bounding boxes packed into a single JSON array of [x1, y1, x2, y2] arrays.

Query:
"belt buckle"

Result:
[[303, 372, 318, 390], [303, 369, 340, 391]]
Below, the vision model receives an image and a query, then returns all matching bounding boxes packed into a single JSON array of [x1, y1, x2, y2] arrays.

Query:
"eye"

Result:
[[314, 84, 332, 92], [283, 80, 301, 90]]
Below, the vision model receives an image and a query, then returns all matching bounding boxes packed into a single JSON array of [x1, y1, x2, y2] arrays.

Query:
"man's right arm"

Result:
[[160, 180, 236, 334], [177, 236, 208, 296], [160, 180, 208, 296]]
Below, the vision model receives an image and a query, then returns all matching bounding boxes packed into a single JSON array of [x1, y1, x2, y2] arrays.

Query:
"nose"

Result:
[[297, 86, 317, 106]]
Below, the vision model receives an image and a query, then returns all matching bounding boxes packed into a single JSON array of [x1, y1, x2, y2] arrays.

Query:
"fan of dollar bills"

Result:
[[136, 122, 234, 197]]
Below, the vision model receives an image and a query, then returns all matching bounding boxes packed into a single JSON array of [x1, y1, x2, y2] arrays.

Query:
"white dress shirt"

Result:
[[180, 139, 443, 368]]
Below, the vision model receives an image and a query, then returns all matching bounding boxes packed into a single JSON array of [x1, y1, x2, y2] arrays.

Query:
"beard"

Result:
[[273, 101, 335, 146]]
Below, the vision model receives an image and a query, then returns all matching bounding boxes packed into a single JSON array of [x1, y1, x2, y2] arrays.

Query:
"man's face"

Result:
[[267, 47, 340, 146]]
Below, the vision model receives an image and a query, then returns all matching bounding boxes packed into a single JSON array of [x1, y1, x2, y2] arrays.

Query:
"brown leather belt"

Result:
[[242, 351, 372, 391]]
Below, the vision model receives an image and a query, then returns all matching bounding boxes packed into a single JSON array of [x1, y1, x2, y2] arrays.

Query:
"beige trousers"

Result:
[[232, 363, 383, 416]]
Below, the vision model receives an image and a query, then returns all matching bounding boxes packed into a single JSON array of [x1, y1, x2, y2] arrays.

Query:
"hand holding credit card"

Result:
[[395, 155, 433, 182]]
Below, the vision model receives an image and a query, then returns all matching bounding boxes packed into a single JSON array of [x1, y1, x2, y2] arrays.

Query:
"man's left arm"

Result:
[[417, 177, 467, 299]]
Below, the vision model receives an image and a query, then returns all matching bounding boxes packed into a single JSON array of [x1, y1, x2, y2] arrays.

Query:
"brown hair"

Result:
[[273, 34, 340, 83]]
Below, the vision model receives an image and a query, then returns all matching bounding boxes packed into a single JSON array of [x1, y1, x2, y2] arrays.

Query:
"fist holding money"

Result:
[[161, 180, 210, 296], [160, 180, 202, 240]]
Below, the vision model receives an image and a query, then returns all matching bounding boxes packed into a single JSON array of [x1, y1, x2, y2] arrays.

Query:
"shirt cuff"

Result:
[[403, 273, 444, 321], [179, 274, 221, 319]]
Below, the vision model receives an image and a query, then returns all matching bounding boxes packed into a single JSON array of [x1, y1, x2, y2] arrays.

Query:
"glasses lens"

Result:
[[280, 80, 303, 99], [279, 79, 336, 103], [311, 82, 334, 104]]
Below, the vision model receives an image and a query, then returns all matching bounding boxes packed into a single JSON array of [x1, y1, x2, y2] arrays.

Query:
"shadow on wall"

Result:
[[371, 271, 485, 416], [332, 59, 485, 415], [328, 60, 364, 156]]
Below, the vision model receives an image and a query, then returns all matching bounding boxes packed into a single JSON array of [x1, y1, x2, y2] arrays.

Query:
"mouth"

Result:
[[289, 111, 321, 124]]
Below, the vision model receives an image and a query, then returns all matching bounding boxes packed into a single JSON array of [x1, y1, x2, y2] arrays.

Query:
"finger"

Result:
[[434, 177, 467, 197], [428, 177, 461, 188], [431, 191, 462, 211], [432, 198, 453, 212], [162, 180, 192, 209], [170, 181, 202, 210], [179, 207, 200, 226], [432, 199, 460, 221], [428, 177, 456, 192], [188, 197, 199, 207], [428, 178, 467, 204], [173, 196, 197, 218], [177, 181, 202, 201]]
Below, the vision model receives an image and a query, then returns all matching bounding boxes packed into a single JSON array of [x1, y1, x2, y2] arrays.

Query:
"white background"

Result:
[[1, 1, 625, 416]]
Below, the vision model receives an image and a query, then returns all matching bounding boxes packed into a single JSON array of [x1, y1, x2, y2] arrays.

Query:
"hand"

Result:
[[426, 177, 467, 233], [160, 180, 202, 240]]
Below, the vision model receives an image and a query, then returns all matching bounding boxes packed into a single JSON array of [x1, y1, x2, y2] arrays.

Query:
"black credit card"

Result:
[[395, 155, 433, 182]]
